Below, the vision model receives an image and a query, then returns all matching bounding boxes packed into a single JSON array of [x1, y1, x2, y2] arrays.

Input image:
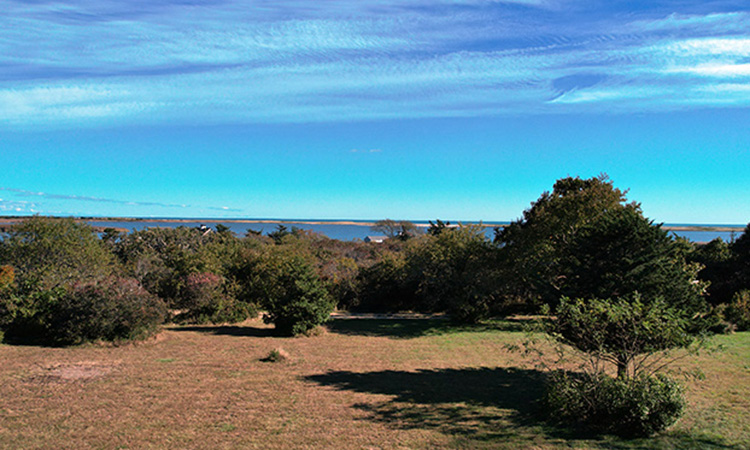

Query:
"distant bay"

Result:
[[0, 217, 744, 243], [60, 218, 748, 243]]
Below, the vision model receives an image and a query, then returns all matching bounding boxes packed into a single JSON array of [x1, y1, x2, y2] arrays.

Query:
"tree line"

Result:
[[1, 175, 748, 344]]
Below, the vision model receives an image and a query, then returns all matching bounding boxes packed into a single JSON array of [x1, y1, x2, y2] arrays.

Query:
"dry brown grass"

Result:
[[1, 318, 748, 450]]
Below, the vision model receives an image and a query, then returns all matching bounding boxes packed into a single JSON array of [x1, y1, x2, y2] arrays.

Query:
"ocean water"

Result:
[[84, 219, 744, 243]]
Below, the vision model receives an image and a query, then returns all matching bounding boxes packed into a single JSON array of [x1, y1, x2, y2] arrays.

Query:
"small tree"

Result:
[[543, 294, 691, 437], [372, 219, 418, 240], [550, 294, 693, 379], [405, 225, 499, 322]]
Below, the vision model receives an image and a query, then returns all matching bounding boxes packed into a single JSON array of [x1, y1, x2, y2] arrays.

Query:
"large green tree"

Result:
[[560, 207, 706, 314], [496, 175, 635, 306]]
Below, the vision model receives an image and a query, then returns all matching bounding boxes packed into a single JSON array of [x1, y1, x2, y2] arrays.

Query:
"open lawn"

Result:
[[1, 318, 748, 450]]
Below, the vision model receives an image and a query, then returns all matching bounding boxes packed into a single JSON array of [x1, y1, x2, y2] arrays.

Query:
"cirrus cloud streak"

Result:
[[1, 1, 750, 127]]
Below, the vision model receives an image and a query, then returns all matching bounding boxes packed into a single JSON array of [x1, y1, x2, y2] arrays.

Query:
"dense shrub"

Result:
[[545, 371, 685, 437], [0, 288, 64, 340], [239, 252, 334, 336], [173, 272, 254, 324], [354, 254, 415, 312], [404, 225, 500, 322], [1, 217, 116, 293], [113, 225, 250, 302], [723, 290, 750, 331], [47, 278, 167, 345]]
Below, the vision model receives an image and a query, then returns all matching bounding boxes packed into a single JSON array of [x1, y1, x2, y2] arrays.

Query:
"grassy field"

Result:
[[1, 318, 748, 450]]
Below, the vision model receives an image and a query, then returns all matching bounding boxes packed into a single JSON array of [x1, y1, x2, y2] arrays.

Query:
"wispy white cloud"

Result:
[[0, 187, 246, 214], [668, 63, 750, 77], [1, 1, 750, 126], [0, 187, 189, 208], [0, 198, 40, 214]]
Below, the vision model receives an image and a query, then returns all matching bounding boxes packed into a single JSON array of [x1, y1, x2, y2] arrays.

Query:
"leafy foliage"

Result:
[[1, 216, 116, 293], [722, 290, 750, 331], [1, 278, 166, 345], [173, 272, 254, 324], [404, 225, 500, 322], [354, 253, 414, 312], [561, 207, 706, 314], [114, 225, 249, 305], [239, 251, 334, 336], [689, 238, 736, 305], [496, 175, 634, 306], [551, 295, 693, 379], [540, 294, 691, 437], [47, 278, 167, 345], [545, 371, 685, 438]]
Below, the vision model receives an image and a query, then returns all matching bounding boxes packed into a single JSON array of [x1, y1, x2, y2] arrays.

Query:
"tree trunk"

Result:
[[616, 356, 628, 379]]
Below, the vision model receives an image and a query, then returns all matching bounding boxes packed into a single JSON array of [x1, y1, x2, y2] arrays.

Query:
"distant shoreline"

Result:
[[0, 216, 510, 228], [0, 216, 744, 233]]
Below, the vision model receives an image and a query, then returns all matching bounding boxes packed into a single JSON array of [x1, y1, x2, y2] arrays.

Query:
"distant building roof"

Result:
[[364, 235, 387, 243]]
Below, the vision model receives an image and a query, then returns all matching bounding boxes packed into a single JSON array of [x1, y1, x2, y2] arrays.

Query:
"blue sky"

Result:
[[1, 0, 749, 223]]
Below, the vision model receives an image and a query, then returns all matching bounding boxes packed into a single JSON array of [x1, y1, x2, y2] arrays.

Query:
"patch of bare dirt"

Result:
[[26, 361, 119, 384]]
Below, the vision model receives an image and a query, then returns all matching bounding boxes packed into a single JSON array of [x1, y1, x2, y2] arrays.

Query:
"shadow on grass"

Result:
[[326, 318, 527, 339], [0, 335, 64, 347], [307, 366, 545, 441], [171, 325, 277, 337], [306, 367, 743, 449]]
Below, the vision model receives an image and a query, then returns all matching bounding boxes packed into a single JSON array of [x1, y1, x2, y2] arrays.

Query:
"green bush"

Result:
[[47, 278, 167, 345], [354, 254, 415, 312], [545, 371, 685, 437], [173, 272, 253, 324], [0, 288, 63, 340], [1, 217, 116, 293], [240, 252, 334, 336], [404, 225, 499, 322], [724, 290, 750, 331]]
